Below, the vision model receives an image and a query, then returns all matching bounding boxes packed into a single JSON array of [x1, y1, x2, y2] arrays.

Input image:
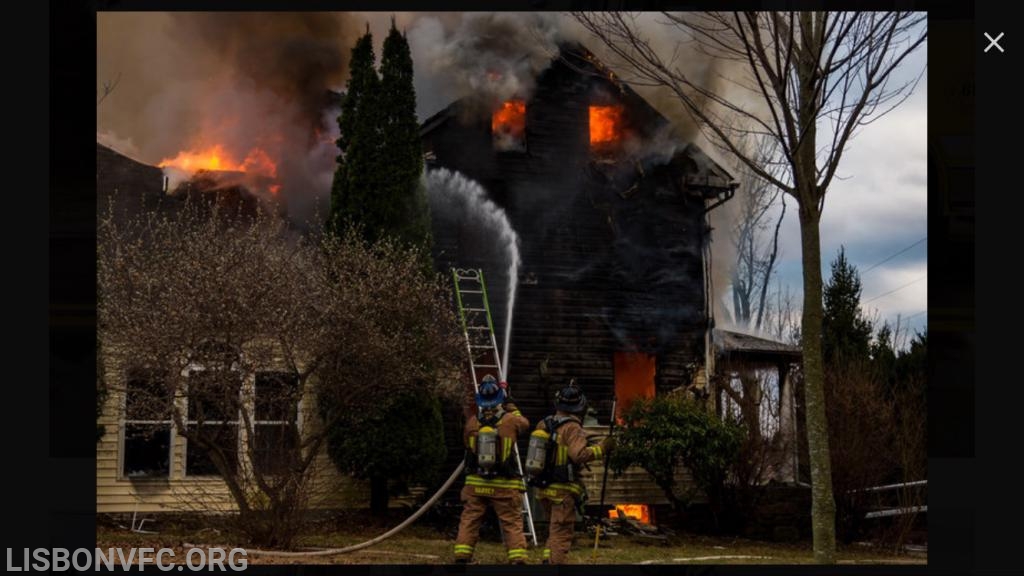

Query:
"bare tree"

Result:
[[730, 137, 787, 332], [573, 11, 926, 562], [98, 201, 463, 547], [763, 282, 802, 345]]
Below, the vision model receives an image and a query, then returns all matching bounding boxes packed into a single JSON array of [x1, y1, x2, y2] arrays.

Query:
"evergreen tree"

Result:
[[380, 19, 432, 255], [330, 31, 384, 239], [822, 247, 874, 365], [871, 323, 898, 396]]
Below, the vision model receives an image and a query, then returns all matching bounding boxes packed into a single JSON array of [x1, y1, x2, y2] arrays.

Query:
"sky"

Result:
[[769, 46, 929, 344], [97, 12, 928, 346]]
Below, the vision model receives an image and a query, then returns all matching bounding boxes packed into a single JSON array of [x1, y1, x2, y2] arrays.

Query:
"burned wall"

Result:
[[425, 50, 712, 429]]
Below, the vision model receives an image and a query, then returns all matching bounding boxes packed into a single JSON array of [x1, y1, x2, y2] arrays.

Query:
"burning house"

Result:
[[95, 39, 802, 526], [423, 44, 800, 518]]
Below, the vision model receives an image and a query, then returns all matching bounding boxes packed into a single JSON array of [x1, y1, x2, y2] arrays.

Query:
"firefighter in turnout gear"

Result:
[[529, 380, 615, 564], [453, 375, 531, 564]]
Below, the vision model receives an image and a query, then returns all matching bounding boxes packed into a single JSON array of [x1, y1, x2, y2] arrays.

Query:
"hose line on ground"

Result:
[[244, 462, 465, 558]]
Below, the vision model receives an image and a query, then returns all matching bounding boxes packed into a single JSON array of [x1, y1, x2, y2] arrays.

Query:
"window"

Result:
[[613, 352, 656, 424], [492, 99, 527, 152], [589, 105, 624, 149], [252, 371, 301, 475], [122, 369, 173, 478], [185, 368, 241, 476]]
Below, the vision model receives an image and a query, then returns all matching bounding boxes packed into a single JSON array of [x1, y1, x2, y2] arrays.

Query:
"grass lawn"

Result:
[[96, 519, 926, 565]]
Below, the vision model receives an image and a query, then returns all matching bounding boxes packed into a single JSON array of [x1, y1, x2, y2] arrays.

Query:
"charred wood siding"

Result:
[[425, 52, 711, 456]]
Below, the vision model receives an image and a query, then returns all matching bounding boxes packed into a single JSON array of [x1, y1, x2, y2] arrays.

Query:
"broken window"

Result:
[[122, 369, 173, 478], [613, 352, 656, 423], [589, 105, 624, 149], [492, 100, 526, 152], [184, 367, 241, 476], [252, 371, 301, 476]]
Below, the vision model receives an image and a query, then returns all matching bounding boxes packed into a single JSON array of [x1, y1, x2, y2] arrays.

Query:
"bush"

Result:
[[609, 394, 743, 528]]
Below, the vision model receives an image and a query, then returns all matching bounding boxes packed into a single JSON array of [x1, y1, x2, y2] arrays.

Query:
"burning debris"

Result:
[[588, 505, 674, 545]]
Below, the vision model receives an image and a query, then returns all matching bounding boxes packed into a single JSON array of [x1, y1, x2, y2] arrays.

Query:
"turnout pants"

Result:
[[535, 486, 579, 564], [454, 484, 528, 563]]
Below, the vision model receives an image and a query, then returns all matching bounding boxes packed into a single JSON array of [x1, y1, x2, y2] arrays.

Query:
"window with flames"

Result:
[[589, 105, 625, 150], [492, 100, 527, 152]]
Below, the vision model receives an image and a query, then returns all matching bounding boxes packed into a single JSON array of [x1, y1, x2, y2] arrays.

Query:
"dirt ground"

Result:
[[96, 518, 927, 566]]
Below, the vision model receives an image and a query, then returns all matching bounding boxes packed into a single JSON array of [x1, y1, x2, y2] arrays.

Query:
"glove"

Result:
[[600, 435, 617, 455]]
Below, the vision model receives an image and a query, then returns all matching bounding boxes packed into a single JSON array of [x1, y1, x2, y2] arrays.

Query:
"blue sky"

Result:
[[768, 45, 929, 343]]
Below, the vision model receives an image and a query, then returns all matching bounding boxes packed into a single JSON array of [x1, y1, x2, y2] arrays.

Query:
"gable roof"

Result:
[[419, 42, 736, 189]]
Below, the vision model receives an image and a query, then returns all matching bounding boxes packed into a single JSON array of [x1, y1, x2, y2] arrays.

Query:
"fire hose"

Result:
[[245, 461, 465, 558]]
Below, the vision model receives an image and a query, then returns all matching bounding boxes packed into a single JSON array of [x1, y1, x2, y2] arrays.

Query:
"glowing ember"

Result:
[[609, 504, 651, 524], [589, 105, 624, 145], [268, 184, 282, 195], [159, 145, 277, 179], [492, 99, 526, 149]]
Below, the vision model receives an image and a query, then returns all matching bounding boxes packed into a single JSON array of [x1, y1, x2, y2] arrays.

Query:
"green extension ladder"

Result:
[[451, 268, 538, 547]]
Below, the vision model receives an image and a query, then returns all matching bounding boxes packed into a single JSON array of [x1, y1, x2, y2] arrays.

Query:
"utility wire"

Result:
[[862, 236, 927, 275], [863, 275, 927, 304]]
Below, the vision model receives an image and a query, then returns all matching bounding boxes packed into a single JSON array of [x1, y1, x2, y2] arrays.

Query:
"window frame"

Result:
[[181, 355, 244, 479], [250, 370, 302, 477], [119, 368, 175, 480]]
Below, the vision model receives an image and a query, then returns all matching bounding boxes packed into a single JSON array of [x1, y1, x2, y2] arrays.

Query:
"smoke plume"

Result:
[[97, 13, 358, 223]]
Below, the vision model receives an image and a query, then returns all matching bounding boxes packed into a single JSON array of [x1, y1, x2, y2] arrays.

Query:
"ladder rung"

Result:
[[459, 290, 484, 294], [466, 326, 490, 330], [463, 307, 488, 312], [474, 364, 499, 368], [470, 345, 494, 349]]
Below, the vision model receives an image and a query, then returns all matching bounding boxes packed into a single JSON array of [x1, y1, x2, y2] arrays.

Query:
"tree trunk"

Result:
[[797, 207, 837, 563], [369, 475, 389, 516]]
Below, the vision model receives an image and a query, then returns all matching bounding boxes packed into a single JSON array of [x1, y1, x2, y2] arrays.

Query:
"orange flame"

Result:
[[159, 145, 277, 179], [589, 105, 624, 145], [492, 100, 526, 138], [609, 504, 651, 524]]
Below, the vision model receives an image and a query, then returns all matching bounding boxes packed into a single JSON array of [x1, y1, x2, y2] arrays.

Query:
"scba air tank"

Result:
[[525, 429, 550, 476], [476, 426, 498, 472]]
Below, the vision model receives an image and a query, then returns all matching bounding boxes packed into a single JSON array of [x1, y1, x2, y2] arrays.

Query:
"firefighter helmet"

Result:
[[476, 375, 505, 408], [555, 381, 587, 414]]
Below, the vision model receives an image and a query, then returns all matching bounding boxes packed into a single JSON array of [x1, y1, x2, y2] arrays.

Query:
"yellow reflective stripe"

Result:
[[542, 549, 551, 558], [547, 482, 584, 496], [502, 437, 512, 461], [556, 445, 567, 465], [468, 436, 476, 450], [591, 445, 603, 459], [465, 475, 526, 490], [511, 410, 522, 416], [454, 545, 474, 552], [507, 549, 528, 558]]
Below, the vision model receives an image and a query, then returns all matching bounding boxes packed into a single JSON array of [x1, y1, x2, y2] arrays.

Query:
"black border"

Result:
[[39, 1, 1000, 573]]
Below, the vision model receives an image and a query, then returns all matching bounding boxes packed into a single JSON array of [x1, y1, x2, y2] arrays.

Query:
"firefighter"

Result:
[[453, 375, 531, 564], [530, 380, 615, 564]]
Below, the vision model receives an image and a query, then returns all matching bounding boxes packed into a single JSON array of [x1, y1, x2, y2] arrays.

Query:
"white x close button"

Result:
[[984, 32, 1005, 53]]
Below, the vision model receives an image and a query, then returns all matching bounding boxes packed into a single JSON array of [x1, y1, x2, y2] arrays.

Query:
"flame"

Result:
[[492, 100, 526, 137], [159, 145, 277, 179], [609, 504, 651, 524], [268, 184, 282, 195], [614, 352, 656, 425], [589, 105, 624, 145], [492, 100, 526, 152]]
